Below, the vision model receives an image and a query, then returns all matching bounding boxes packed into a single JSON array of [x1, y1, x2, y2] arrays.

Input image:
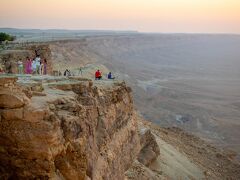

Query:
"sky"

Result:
[[1, 0, 240, 33]]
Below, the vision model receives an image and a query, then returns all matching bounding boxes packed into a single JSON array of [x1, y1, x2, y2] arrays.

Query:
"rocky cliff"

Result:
[[1, 75, 240, 180], [0, 76, 143, 179], [1, 40, 240, 180]]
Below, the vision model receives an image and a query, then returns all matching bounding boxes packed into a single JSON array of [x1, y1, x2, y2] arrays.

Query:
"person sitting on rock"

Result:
[[107, 72, 115, 79], [95, 70, 102, 80]]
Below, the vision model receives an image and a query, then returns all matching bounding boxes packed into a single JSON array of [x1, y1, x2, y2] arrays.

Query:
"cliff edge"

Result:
[[0, 75, 239, 180], [0, 76, 140, 179]]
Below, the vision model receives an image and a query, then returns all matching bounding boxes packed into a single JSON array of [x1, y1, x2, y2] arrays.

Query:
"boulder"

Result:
[[137, 127, 160, 167]]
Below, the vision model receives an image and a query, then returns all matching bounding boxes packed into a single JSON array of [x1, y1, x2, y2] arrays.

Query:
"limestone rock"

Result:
[[137, 127, 160, 167], [1, 108, 23, 120], [0, 94, 25, 108], [0, 76, 140, 180]]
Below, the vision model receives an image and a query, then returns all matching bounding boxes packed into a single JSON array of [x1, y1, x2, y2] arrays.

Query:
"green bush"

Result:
[[0, 32, 16, 42]]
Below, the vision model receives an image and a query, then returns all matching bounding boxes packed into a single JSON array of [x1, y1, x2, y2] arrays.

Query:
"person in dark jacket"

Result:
[[64, 69, 71, 76], [107, 72, 115, 79]]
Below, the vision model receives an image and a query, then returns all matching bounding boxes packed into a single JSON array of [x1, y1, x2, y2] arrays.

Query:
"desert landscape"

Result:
[[82, 34, 240, 155], [1, 0, 240, 179], [1, 29, 240, 179], [1, 30, 240, 157], [48, 33, 240, 156]]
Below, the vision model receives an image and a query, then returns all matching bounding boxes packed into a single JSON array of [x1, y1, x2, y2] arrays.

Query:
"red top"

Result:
[[95, 71, 101, 78]]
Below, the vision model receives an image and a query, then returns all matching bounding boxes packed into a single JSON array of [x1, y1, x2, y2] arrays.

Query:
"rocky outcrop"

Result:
[[0, 76, 140, 179], [137, 126, 160, 167], [125, 120, 161, 180], [125, 160, 162, 180]]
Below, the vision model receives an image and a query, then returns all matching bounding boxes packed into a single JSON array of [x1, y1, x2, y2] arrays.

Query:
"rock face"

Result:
[[125, 121, 161, 180], [137, 127, 160, 167], [0, 76, 140, 179]]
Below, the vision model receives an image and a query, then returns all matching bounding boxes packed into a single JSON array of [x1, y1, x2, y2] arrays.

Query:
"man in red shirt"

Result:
[[95, 70, 102, 80]]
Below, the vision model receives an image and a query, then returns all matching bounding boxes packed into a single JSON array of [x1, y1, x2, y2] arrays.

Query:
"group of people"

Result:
[[18, 56, 47, 75], [95, 70, 115, 80]]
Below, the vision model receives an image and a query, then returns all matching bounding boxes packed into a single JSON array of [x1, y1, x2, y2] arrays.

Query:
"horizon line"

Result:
[[0, 27, 240, 35]]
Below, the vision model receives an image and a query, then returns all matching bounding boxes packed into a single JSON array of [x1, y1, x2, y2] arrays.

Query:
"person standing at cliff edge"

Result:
[[17, 59, 23, 74], [43, 59, 47, 75], [32, 58, 36, 75], [25, 57, 32, 74], [35, 55, 41, 75]]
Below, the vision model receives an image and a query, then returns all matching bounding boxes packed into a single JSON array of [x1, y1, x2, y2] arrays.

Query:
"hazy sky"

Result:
[[1, 0, 240, 33]]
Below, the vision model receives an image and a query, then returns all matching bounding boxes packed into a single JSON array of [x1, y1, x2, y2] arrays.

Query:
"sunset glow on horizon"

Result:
[[1, 0, 240, 33]]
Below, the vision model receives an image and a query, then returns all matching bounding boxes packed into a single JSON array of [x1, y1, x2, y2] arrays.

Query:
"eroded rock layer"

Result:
[[0, 76, 140, 180]]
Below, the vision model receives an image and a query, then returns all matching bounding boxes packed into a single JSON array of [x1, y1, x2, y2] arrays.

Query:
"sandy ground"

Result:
[[126, 119, 240, 179], [143, 120, 240, 179]]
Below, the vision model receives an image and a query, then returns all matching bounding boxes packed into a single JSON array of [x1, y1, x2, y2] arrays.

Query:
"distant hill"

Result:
[[0, 28, 138, 42]]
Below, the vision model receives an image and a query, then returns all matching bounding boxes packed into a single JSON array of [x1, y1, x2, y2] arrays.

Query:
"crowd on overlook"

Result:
[[16, 55, 47, 75]]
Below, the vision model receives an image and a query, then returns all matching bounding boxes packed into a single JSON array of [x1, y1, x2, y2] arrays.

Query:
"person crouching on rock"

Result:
[[64, 69, 71, 76], [95, 70, 102, 80]]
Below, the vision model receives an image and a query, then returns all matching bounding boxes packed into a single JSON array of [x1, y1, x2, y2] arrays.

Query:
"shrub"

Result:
[[0, 32, 16, 42]]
